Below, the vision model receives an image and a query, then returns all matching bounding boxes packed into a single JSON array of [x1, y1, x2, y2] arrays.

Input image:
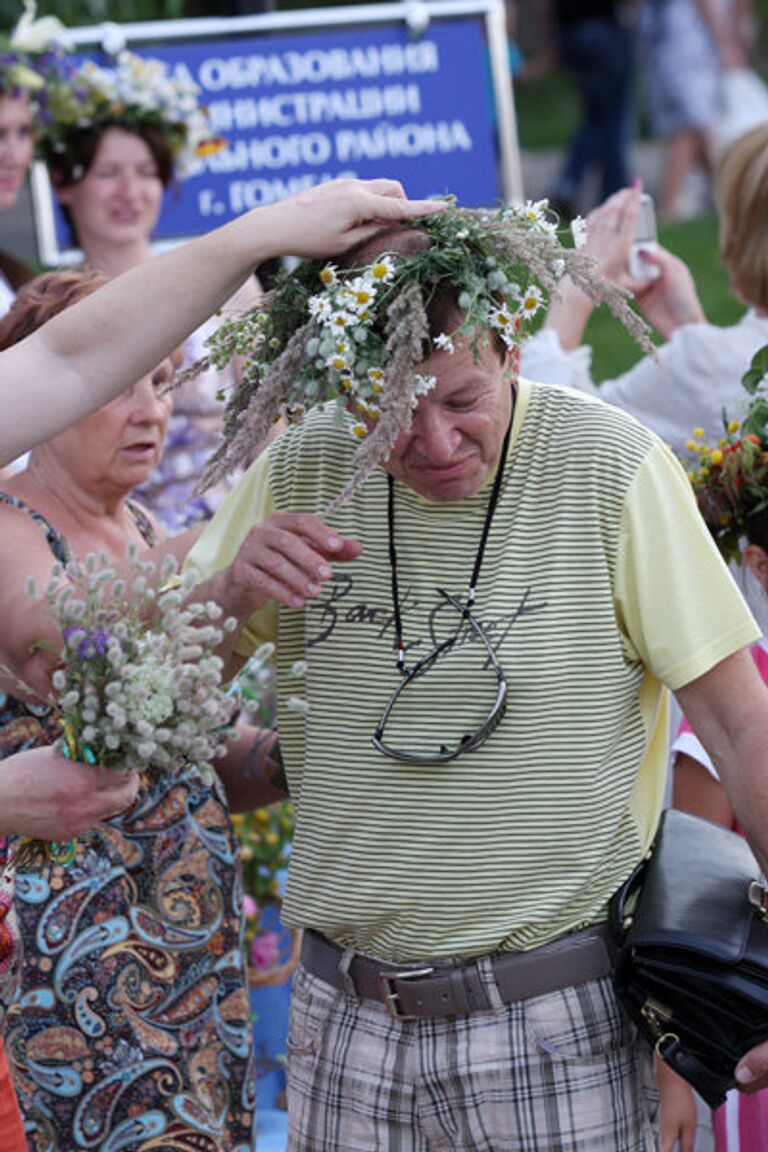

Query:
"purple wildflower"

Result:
[[64, 626, 110, 660]]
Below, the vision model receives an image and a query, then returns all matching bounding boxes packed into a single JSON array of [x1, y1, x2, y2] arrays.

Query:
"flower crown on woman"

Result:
[[36, 46, 218, 176], [685, 345, 768, 565], [0, 1, 66, 99], [188, 198, 651, 509]]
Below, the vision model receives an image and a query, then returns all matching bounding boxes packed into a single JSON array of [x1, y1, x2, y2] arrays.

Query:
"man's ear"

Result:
[[504, 343, 521, 380], [744, 542, 768, 590]]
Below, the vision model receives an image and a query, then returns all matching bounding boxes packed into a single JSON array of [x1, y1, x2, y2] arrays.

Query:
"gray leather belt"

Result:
[[301, 924, 615, 1020]]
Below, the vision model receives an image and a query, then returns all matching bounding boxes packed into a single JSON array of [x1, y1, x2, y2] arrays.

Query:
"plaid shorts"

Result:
[[286, 961, 658, 1152]]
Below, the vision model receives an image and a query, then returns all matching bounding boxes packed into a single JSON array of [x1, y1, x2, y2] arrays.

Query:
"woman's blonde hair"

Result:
[[716, 123, 768, 311]]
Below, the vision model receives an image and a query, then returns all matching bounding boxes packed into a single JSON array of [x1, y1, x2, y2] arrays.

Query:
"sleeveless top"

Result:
[[0, 494, 255, 1152]]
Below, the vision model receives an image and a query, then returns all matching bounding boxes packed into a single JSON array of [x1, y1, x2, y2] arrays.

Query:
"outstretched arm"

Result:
[[0, 179, 446, 466]]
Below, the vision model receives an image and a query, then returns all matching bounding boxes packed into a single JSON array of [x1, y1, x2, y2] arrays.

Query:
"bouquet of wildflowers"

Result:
[[684, 344, 768, 564], [14, 548, 238, 866]]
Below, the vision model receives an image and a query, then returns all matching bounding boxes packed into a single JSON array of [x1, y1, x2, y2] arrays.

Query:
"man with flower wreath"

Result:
[[186, 200, 768, 1151]]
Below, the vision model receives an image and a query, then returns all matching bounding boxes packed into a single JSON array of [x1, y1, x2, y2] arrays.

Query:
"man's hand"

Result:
[[0, 747, 139, 839], [205, 512, 362, 621]]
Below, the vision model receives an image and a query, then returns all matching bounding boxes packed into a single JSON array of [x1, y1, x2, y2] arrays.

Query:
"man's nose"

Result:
[[412, 409, 459, 463], [130, 379, 167, 422]]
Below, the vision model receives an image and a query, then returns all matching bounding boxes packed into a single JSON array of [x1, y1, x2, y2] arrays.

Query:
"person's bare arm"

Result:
[[0, 508, 70, 698], [675, 648, 768, 1091], [672, 752, 734, 827], [215, 724, 287, 814], [0, 179, 446, 466], [675, 648, 768, 872]]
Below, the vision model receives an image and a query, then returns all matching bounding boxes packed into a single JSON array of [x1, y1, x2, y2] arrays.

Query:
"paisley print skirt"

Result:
[[4, 767, 255, 1152]]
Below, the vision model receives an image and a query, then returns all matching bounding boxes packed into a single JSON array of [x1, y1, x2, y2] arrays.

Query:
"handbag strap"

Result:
[[657, 1035, 732, 1110]]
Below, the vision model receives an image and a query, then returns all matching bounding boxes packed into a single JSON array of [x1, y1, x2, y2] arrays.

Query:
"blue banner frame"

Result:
[[31, 3, 519, 264]]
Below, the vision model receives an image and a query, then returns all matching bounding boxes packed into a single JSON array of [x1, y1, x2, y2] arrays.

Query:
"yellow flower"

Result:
[[371, 257, 395, 281], [319, 265, 337, 286], [710, 449, 723, 466], [727, 420, 741, 434], [685, 439, 698, 452], [692, 427, 705, 440]]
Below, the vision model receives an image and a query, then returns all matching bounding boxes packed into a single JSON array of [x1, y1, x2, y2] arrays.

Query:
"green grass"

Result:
[[585, 215, 744, 381]]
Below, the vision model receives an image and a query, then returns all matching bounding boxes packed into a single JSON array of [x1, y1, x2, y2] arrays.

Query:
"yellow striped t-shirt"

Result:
[[187, 379, 758, 961]]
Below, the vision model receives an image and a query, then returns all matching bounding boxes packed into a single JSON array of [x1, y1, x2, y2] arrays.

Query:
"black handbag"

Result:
[[609, 807, 768, 1108]]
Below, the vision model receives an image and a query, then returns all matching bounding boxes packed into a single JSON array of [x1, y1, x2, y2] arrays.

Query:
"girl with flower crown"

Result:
[[39, 47, 266, 533]]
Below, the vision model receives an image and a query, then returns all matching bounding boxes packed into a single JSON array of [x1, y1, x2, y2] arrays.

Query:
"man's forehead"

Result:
[[424, 342, 506, 395]]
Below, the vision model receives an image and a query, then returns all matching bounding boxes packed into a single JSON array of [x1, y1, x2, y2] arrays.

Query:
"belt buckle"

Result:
[[379, 966, 435, 1020]]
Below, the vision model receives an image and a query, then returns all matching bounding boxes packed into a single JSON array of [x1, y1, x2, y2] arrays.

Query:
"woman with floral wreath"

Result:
[[39, 45, 265, 534]]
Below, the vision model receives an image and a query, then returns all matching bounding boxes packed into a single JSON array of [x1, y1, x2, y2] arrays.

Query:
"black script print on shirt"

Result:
[[306, 574, 547, 667]]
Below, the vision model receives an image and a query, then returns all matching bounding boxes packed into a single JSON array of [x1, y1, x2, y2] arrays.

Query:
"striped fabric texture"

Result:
[[188, 379, 758, 961]]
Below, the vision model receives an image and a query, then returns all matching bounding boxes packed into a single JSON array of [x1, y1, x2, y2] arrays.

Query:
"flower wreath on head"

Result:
[[36, 47, 221, 177], [186, 198, 653, 511], [0, 1, 66, 100], [684, 345, 768, 565]]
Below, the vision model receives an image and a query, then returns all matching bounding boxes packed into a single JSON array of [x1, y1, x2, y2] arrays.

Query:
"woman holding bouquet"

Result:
[[0, 268, 290, 1151]]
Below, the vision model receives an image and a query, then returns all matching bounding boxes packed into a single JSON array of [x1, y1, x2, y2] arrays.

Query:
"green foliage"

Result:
[[742, 344, 768, 396], [0, 0, 184, 30], [232, 802, 294, 910]]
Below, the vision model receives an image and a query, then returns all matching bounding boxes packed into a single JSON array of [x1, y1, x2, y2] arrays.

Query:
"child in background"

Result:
[[660, 356, 768, 1151]]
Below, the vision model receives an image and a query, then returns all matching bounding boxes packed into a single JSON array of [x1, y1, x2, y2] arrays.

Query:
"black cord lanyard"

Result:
[[386, 390, 516, 676]]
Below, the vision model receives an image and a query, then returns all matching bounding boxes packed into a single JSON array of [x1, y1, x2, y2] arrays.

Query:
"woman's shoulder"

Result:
[[0, 490, 70, 564]]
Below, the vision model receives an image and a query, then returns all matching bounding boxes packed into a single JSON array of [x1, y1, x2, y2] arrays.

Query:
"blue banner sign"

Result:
[[44, 15, 500, 254]]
